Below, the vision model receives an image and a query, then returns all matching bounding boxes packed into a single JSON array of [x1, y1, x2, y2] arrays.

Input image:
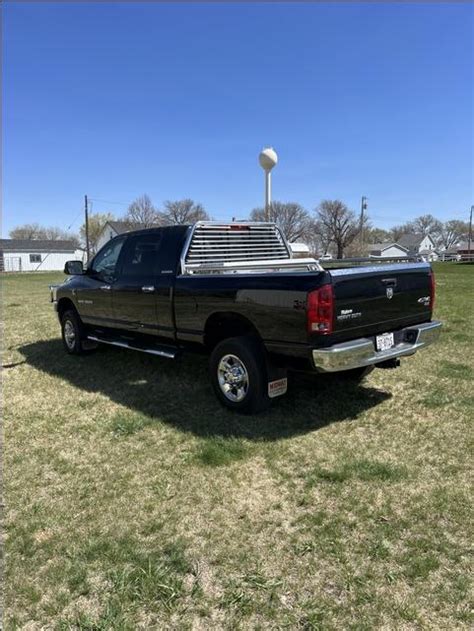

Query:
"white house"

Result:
[[398, 233, 438, 260], [95, 221, 147, 252], [367, 242, 410, 258], [0, 239, 85, 272]]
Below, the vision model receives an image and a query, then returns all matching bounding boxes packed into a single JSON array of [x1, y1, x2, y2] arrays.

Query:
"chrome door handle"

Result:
[[100, 285, 111, 291], [142, 286, 155, 293]]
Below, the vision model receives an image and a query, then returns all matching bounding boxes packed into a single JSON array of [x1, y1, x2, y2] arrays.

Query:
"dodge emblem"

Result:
[[386, 287, 394, 300]]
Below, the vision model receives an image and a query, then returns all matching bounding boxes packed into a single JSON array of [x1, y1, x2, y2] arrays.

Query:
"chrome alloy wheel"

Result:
[[64, 319, 76, 350], [217, 354, 249, 403]]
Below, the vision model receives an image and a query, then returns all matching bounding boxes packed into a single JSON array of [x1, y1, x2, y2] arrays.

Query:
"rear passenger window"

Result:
[[118, 233, 162, 278]]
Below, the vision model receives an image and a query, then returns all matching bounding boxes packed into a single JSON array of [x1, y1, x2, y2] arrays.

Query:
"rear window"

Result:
[[119, 233, 162, 277]]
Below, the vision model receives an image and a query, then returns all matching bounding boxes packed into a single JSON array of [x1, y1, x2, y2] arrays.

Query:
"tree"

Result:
[[9, 223, 80, 245], [438, 220, 469, 250], [80, 212, 115, 255], [303, 219, 332, 256], [9, 223, 44, 239], [124, 194, 161, 228], [315, 200, 365, 259], [161, 199, 209, 225], [365, 227, 392, 244], [411, 214, 442, 237], [390, 223, 415, 241], [249, 202, 310, 242]]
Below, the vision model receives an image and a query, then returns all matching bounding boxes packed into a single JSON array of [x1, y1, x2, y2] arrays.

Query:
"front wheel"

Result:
[[61, 309, 88, 355], [209, 336, 271, 414]]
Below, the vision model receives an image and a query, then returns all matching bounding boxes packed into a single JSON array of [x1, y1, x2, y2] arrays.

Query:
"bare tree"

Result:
[[10, 223, 45, 239], [162, 199, 209, 225], [438, 220, 469, 250], [43, 226, 80, 245], [411, 214, 442, 237], [365, 227, 392, 244], [124, 194, 161, 228], [10, 223, 80, 245], [250, 202, 310, 242], [52, 230, 80, 247], [315, 200, 365, 259], [390, 223, 415, 241], [302, 219, 328, 256], [80, 212, 115, 255]]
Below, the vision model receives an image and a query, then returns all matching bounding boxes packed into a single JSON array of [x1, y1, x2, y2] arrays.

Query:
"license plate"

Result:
[[376, 332, 395, 352]]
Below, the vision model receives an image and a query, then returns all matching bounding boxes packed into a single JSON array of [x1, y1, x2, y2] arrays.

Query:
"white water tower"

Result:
[[259, 147, 278, 221]]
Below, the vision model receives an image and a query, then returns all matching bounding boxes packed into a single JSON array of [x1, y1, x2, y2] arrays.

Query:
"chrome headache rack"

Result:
[[181, 222, 322, 275]]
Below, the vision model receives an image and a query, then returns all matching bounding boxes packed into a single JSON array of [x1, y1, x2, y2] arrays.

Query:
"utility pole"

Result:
[[84, 194, 90, 262], [360, 196, 368, 246], [468, 205, 473, 260]]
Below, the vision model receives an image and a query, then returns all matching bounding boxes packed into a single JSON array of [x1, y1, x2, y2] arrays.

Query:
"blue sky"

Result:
[[3, 1, 473, 236]]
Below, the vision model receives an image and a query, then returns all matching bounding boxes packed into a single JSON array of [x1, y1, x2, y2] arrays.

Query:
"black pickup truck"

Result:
[[51, 222, 441, 412]]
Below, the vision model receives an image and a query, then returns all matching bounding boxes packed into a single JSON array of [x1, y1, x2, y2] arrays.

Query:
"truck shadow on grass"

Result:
[[20, 340, 392, 440]]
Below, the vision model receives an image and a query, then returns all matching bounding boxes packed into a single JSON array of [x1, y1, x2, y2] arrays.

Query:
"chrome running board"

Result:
[[87, 335, 178, 359]]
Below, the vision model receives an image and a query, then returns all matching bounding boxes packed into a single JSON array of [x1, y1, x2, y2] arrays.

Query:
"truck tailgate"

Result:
[[329, 262, 433, 341]]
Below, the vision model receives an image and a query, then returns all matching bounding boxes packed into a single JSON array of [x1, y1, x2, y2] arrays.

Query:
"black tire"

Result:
[[61, 309, 87, 355], [209, 336, 271, 414]]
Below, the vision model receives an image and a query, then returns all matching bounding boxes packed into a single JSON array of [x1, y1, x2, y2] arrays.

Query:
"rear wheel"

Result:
[[209, 336, 271, 414], [61, 309, 87, 355]]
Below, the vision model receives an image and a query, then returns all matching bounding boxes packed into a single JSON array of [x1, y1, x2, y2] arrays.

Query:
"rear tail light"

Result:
[[307, 284, 334, 334], [429, 269, 436, 311]]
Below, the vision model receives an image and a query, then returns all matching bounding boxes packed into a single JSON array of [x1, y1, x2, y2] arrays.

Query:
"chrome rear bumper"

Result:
[[312, 321, 442, 373]]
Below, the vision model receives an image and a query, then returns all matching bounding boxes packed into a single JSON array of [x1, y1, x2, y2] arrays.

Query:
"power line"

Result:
[[88, 197, 131, 206], [66, 209, 84, 231]]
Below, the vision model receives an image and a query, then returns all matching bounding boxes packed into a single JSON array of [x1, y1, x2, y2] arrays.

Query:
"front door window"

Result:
[[90, 237, 126, 283]]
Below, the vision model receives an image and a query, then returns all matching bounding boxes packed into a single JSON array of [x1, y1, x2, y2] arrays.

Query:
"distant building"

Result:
[[395, 233, 439, 261], [289, 242, 310, 258], [0, 239, 85, 272], [419, 249, 439, 262], [96, 221, 148, 252], [439, 246, 459, 261], [398, 233, 436, 255], [367, 242, 409, 258], [456, 242, 474, 261], [438, 243, 474, 261]]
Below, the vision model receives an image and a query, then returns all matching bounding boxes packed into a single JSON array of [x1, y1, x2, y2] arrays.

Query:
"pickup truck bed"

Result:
[[52, 222, 441, 413]]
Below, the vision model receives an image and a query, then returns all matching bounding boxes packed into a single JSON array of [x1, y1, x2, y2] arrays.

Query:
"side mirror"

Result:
[[64, 260, 84, 275]]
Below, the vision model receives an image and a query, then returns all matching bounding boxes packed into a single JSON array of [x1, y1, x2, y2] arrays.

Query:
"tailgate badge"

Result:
[[418, 296, 430, 306], [337, 309, 362, 321], [386, 287, 394, 300]]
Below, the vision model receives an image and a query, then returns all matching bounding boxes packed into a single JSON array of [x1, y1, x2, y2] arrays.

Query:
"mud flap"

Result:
[[266, 361, 288, 399]]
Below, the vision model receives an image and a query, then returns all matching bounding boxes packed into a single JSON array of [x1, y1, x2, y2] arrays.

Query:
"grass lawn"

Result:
[[2, 263, 473, 629]]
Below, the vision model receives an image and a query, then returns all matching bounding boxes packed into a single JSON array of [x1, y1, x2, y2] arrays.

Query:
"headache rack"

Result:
[[181, 222, 322, 275]]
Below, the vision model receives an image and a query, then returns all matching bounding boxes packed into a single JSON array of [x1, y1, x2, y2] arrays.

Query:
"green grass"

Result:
[[2, 263, 473, 628], [195, 437, 251, 467], [305, 458, 409, 485]]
